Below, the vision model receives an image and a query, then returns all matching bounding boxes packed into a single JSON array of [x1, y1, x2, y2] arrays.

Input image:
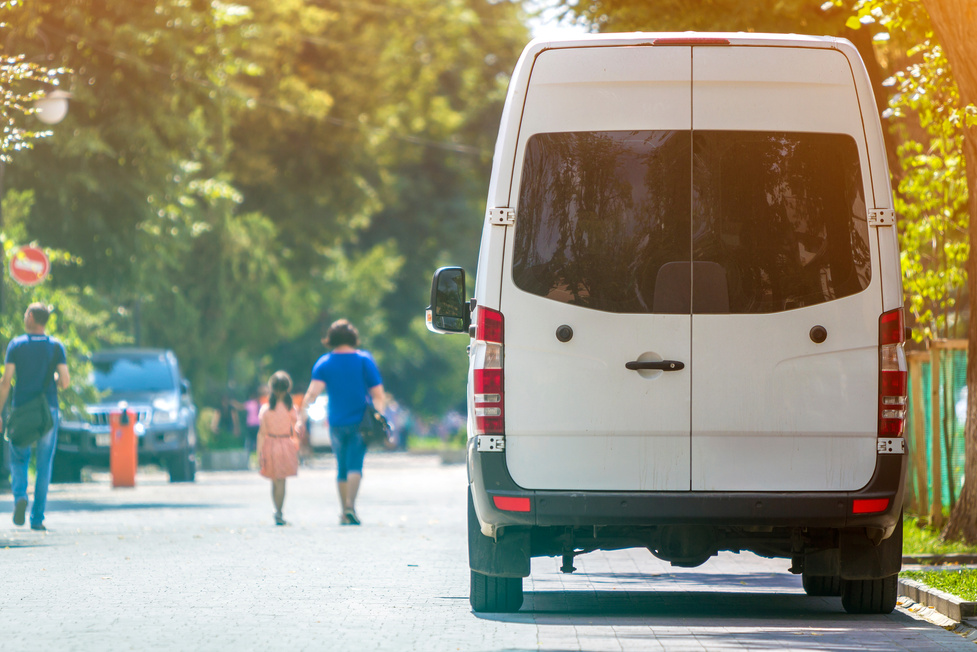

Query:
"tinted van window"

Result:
[[513, 131, 691, 313], [692, 131, 871, 313], [512, 130, 870, 314]]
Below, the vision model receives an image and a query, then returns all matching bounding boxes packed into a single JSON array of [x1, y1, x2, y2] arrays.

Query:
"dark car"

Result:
[[54, 348, 197, 483]]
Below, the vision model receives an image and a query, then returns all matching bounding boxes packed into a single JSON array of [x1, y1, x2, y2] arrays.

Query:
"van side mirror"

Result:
[[181, 379, 192, 396], [426, 267, 469, 334]]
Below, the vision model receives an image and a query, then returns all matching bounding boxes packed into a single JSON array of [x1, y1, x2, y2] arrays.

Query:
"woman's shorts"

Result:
[[330, 423, 366, 481]]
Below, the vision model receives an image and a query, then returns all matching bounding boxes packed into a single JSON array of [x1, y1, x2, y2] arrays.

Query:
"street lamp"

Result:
[[33, 89, 71, 125]]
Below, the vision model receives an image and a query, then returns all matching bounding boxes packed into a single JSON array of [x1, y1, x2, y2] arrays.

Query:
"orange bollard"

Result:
[[110, 408, 137, 488]]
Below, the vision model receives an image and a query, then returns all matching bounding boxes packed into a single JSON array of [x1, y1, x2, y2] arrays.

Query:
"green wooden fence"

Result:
[[906, 342, 967, 526]]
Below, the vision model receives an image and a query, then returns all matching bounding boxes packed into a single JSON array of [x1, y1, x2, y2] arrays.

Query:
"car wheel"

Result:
[[51, 456, 83, 483], [167, 450, 196, 483], [802, 572, 842, 597], [470, 570, 523, 613], [841, 574, 898, 614]]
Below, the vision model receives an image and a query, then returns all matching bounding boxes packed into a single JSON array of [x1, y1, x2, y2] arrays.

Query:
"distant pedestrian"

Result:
[[0, 302, 70, 531], [242, 385, 265, 457], [258, 371, 299, 526], [211, 393, 241, 442], [297, 319, 385, 526]]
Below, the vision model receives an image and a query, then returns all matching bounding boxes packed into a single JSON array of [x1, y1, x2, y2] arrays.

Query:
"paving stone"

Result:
[[0, 453, 973, 651]]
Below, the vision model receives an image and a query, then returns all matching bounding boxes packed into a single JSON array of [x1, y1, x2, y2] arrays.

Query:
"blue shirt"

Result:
[[311, 351, 382, 427], [5, 334, 66, 407]]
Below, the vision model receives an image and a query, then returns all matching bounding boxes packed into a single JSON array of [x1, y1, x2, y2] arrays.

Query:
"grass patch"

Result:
[[901, 516, 977, 601], [901, 569, 977, 601], [903, 516, 977, 555], [406, 435, 465, 452]]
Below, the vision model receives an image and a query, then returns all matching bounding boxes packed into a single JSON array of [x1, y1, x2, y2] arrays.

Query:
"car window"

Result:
[[93, 355, 176, 395], [512, 130, 870, 314]]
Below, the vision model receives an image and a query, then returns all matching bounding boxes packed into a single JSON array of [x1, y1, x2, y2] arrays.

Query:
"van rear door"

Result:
[[500, 46, 694, 491], [689, 46, 882, 491], [498, 42, 882, 494]]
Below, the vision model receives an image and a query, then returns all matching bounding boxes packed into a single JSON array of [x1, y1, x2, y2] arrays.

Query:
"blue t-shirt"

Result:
[[5, 334, 66, 407], [311, 350, 382, 427]]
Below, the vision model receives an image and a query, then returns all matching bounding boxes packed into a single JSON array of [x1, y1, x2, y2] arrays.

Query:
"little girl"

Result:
[[258, 371, 299, 525]]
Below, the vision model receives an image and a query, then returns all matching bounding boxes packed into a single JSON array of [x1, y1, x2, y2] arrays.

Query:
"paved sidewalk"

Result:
[[1, 453, 973, 651]]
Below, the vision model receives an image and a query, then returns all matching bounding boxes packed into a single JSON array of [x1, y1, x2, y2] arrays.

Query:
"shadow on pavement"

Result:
[[0, 539, 51, 549], [1, 499, 224, 513], [581, 571, 801, 591], [478, 588, 916, 624]]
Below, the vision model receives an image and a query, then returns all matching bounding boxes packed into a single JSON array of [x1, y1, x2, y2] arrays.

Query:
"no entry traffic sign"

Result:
[[9, 246, 50, 286]]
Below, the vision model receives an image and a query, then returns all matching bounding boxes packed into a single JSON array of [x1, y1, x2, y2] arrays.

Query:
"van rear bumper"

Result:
[[468, 440, 906, 533]]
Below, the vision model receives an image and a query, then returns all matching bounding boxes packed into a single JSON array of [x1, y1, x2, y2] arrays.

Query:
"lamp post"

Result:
[[33, 89, 71, 125], [0, 88, 70, 315]]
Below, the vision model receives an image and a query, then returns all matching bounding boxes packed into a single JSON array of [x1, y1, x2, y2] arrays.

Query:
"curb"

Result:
[[903, 553, 977, 565], [899, 577, 977, 622]]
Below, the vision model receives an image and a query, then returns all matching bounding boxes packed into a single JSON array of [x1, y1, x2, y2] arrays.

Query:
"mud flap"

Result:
[[839, 512, 903, 580], [468, 488, 531, 578]]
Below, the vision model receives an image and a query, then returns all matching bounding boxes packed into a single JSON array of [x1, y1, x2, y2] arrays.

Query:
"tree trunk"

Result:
[[922, 0, 977, 541]]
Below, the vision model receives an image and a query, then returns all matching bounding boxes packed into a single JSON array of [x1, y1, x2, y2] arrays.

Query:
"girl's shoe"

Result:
[[343, 509, 360, 526], [274, 512, 286, 526]]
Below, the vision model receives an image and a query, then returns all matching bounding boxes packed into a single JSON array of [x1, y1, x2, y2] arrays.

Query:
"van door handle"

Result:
[[625, 360, 685, 371]]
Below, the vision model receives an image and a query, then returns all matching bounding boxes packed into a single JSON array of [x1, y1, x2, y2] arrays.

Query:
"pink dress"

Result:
[[259, 403, 299, 480]]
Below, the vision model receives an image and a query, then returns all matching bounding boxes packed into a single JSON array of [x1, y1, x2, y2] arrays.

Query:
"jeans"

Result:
[[10, 407, 59, 527], [330, 424, 366, 481]]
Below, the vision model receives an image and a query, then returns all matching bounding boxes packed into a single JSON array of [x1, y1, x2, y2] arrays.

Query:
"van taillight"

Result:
[[879, 308, 907, 437], [473, 307, 504, 436]]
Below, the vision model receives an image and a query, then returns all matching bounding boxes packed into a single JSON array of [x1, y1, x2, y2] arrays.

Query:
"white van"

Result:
[[427, 32, 907, 615]]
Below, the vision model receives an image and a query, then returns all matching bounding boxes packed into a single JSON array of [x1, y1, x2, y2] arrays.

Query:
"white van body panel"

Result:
[[500, 45, 694, 491], [503, 301, 692, 491], [690, 298, 880, 491], [688, 45, 881, 490], [478, 33, 894, 494]]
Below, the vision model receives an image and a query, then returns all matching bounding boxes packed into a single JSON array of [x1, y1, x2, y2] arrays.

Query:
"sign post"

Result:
[[8, 246, 49, 286]]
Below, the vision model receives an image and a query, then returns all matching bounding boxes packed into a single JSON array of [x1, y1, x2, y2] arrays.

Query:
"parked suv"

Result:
[[428, 33, 907, 615], [55, 348, 197, 483]]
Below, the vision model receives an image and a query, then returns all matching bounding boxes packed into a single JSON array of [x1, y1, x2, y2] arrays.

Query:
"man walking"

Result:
[[0, 303, 70, 531]]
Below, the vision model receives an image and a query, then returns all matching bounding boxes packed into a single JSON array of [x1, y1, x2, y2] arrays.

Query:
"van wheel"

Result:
[[840, 575, 897, 614], [802, 573, 841, 596], [470, 570, 523, 613]]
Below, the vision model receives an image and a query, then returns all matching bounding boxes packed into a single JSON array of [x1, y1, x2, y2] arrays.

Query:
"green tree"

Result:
[[4, 0, 528, 417], [0, 1, 119, 413], [843, 0, 977, 542]]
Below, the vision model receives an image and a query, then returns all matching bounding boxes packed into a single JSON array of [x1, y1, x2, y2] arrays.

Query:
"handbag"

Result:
[[357, 354, 390, 447], [6, 342, 55, 447], [359, 404, 391, 447]]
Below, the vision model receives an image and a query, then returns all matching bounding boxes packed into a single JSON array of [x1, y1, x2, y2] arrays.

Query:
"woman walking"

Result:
[[297, 319, 385, 525], [258, 371, 299, 526]]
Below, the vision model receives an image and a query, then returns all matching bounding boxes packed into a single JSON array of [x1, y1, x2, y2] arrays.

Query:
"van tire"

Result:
[[470, 570, 523, 613], [840, 575, 897, 614], [802, 573, 842, 597]]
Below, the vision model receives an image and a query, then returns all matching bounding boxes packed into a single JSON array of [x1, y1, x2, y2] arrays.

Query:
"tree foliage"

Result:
[[2, 0, 528, 416]]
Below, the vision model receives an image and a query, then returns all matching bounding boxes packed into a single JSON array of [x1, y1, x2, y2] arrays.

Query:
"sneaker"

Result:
[[12, 498, 27, 526], [30, 523, 46, 532], [344, 509, 360, 526]]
